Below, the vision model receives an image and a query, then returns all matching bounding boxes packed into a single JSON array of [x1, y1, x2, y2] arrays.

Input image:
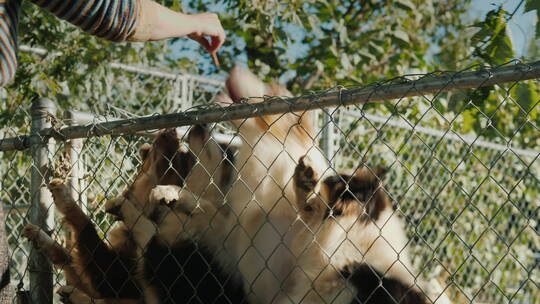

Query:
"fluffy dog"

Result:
[[104, 125, 245, 304], [22, 129, 184, 302], [285, 156, 428, 304], [214, 66, 330, 304], [105, 182, 245, 304], [23, 127, 242, 304], [182, 67, 430, 303]]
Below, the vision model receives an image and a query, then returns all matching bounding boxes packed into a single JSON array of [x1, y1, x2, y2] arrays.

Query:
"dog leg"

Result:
[[293, 155, 325, 225], [108, 198, 157, 250], [22, 224, 71, 265], [148, 185, 181, 207], [21, 224, 89, 291], [48, 179, 91, 230], [50, 179, 138, 298], [294, 156, 319, 202]]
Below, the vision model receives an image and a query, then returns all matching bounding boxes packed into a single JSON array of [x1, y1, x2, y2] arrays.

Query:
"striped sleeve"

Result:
[[0, 0, 21, 87], [30, 0, 140, 42], [0, 0, 142, 87]]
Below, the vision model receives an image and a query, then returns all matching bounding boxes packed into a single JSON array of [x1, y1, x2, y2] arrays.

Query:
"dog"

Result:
[[23, 127, 243, 304], [104, 125, 246, 304], [22, 129, 184, 303], [185, 67, 430, 303], [284, 156, 429, 303], [104, 179, 245, 304], [213, 66, 331, 303]]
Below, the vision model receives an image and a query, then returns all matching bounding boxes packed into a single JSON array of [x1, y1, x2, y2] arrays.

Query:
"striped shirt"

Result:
[[0, 0, 141, 86]]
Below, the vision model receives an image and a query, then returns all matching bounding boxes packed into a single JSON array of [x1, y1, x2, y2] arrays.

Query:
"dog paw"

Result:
[[57, 286, 93, 304], [104, 196, 125, 220], [48, 179, 74, 214], [22, 224, 54, 252], [294, 155, 319, 193], [22, 224, 70, 265], [21, 223, 41, 241], [149, 185, 181, 206]]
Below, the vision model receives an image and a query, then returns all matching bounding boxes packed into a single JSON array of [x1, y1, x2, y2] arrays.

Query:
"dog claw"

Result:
[[295, 156, 319, 192]]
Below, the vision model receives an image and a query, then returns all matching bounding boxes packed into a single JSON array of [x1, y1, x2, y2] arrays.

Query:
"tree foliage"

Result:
[[1, 0, 538, 143]]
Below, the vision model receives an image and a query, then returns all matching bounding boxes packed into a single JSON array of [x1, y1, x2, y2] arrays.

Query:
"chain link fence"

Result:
[[0, 58, 539, 303]]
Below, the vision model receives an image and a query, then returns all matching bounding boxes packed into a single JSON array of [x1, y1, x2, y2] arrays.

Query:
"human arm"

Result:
[[28, 0, 225, 61], [130, 0, 225, 64]]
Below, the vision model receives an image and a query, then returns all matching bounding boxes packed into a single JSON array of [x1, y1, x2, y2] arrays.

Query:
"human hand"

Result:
[[130, 1, 226, 67], [187, 13, 226, 66]]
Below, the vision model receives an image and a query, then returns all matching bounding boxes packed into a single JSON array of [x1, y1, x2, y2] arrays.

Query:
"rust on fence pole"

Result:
[[28, 98, 56, 304]]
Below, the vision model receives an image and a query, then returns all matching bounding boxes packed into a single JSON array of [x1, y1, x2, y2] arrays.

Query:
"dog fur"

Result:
[[188, 67, 430, 303], [284, 156, 428, 303], [211, 66, 331, 304], [23, 127, 242, 304], [23, 128, 185, 302], [104, 125, 245, 304], [22, 66, 434, 303]]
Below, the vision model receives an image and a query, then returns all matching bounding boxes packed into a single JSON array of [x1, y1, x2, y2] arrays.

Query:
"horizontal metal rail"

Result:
[[65, 110, 242, 147], [1, 60, 539, 151], [347, 111, 540, 159], [20, 45, 224, 87]]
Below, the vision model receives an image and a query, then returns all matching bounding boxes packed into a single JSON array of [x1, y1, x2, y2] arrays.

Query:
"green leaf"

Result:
[[512, 80, 540, 120], [392, 30, 410, 45], [395, 0, 415, 11], [472, 9, 514, 65]]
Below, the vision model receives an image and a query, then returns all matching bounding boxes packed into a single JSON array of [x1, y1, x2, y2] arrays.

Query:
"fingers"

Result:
[[188, 13, 226, 67], [189, 35, 222, 67], [189, 35, 211, 51], [211, 25, 226, 52]]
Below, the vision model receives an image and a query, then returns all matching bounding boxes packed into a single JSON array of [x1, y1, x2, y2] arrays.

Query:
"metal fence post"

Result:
[[64, 111, 87, 212], [29, 98, 56, 304], [63, 111, 86, 276], [321, 108, 336, 165], [177, 76, 193, 111]]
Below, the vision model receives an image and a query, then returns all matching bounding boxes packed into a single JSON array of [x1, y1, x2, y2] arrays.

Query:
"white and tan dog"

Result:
[[170, 67, 431, 303], [284, 156, 429, 304], [217, 67, 330, 303]]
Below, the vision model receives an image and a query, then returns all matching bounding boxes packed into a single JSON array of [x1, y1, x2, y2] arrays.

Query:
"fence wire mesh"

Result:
[[0, 59, 539, 304]]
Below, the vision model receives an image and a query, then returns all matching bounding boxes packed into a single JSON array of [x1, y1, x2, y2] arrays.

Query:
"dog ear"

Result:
[[187, 124, 210, 155], [139, 144, 152, 161], [153, 128, 180, 158], [226, 66, 267, 103], [215, 92, 234, 106], [151, 129, 182, 183], [373, 167, 389, 182]]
